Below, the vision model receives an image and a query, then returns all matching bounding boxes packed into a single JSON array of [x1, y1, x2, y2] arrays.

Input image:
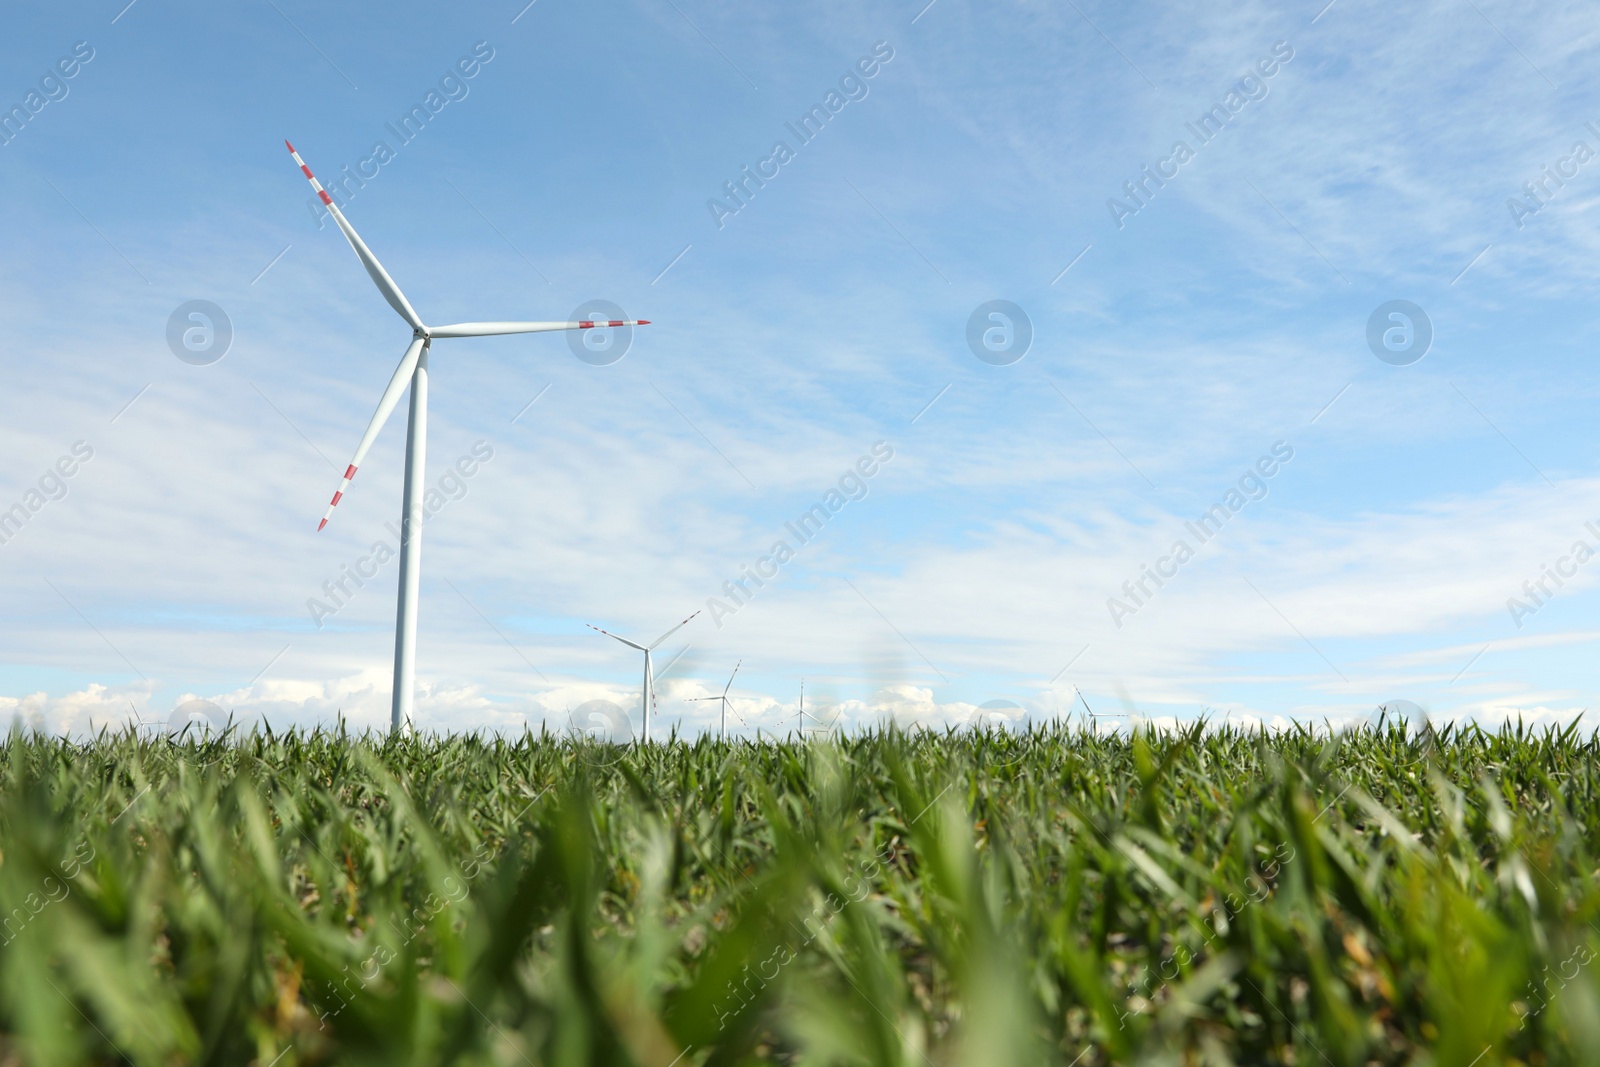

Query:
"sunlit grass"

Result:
[[0, 719, 1595, 1064]]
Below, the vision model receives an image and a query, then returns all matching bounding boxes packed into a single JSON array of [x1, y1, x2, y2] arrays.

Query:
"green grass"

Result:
[[1, 720, 1597, 1065]]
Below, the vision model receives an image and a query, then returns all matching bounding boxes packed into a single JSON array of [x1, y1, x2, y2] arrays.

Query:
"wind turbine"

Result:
[[686, 660, 741, 739], [586, 611, 700, 742], [285, 141, 649, 736]]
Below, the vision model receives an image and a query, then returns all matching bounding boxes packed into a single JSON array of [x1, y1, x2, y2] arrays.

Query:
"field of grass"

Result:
[[1, 720, 1597, 1065]]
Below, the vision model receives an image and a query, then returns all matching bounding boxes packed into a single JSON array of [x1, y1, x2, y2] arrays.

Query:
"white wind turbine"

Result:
[[286, 141, 649, 736], [586, 611, 701, 743], [686, 660, 741, 739]]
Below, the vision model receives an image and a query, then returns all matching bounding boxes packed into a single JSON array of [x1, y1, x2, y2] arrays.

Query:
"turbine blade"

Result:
[[428, 320, 651, 339], [318, 336, 427, 531], [585, 623, 646, 652], [286, 141, 424, 332], [722, 659, 741, 697], [647, 610, 702, 651]]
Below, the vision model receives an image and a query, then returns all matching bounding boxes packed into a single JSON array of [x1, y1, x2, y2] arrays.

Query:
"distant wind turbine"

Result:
[[586, 611, 701, 742], [284, 141, 648, 736], [686, 660, 741, 739]]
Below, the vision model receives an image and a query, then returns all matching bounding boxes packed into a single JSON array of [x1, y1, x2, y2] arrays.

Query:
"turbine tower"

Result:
[[586, 611, 700, 742], [686, 660, 741, 739], [286, 142, 649, 735]]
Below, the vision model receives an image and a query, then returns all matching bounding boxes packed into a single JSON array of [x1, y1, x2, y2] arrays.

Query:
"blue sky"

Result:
[[3, 0, 1600, 736]]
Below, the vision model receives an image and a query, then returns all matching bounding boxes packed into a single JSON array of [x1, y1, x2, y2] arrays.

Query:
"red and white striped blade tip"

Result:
[[317, 465, 358, 531], [578, 319, 649, 328], [285, 141, 334, 207]]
